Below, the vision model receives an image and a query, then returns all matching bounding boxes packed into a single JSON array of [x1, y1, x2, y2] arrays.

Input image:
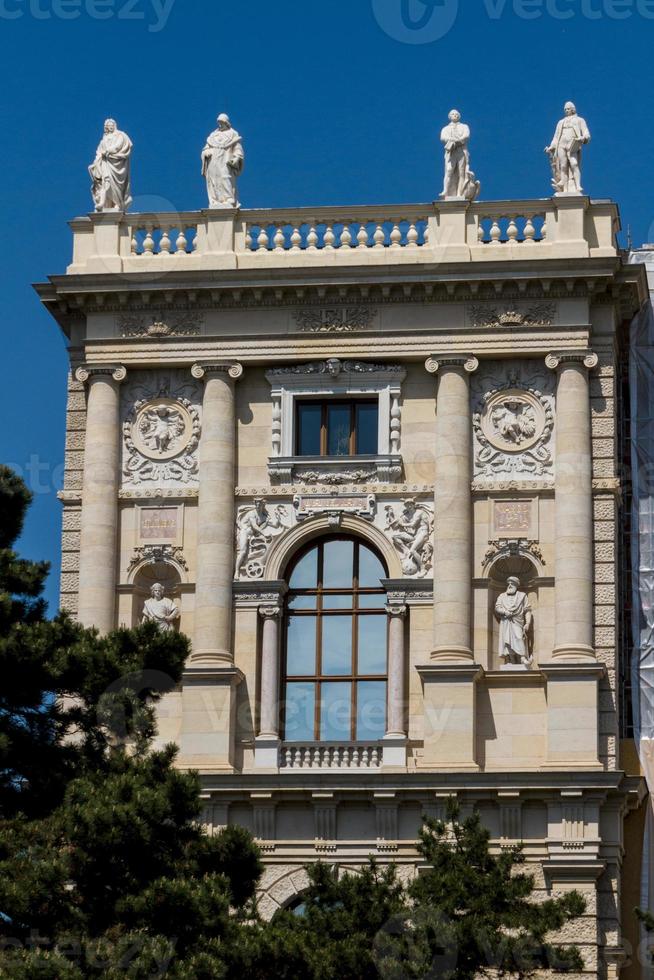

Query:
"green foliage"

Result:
[[0, 467, 262, 976]]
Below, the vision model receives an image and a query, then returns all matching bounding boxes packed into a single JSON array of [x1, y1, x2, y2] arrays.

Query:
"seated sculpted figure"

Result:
[[142, 583, 180, 633], [495, 576, 533, 668]]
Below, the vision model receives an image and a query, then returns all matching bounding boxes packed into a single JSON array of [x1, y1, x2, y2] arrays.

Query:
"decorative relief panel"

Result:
[[472, 363, 555, 484], [233, 493, 434, 581], [122, 372, 202, 489], [118, 312, 203, 338]]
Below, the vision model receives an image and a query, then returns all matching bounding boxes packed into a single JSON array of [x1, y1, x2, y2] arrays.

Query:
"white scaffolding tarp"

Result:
[[629, 249, 654, 966]]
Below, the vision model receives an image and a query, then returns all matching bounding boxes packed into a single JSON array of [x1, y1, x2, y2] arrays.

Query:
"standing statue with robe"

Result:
[[142, 583, 180, 633], [201, 113, 244, 209], [440, 109, 480, 202], [89, 119, 133, 212], [495, 576, 533, 668]]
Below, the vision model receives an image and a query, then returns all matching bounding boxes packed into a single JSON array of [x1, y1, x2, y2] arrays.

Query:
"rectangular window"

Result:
[[295, 400, 379, 457]]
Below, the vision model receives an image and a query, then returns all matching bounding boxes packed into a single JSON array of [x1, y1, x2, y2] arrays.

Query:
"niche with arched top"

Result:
[[131, 562, 182, 631]]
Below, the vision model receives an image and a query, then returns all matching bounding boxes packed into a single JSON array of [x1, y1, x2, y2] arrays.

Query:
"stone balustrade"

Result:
[[280, 744, 382, 771], [66, 196, 620, 275]]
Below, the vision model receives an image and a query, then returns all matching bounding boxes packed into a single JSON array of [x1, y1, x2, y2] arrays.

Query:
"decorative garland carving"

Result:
[[268, 359, 404, 378], [128, 545, 189, 574], [482, 539, 545, 570]]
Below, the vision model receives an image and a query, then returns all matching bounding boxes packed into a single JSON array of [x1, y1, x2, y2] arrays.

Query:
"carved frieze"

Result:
[[293, 307, 378, 333], [472, 364, 555, 483], [467, 303, 557, 329], [118, 312, 204, 338], [122, 372, 202, 488], [268, 359, 404, 379]]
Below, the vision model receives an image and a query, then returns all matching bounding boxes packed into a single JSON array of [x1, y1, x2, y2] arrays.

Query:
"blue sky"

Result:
[[1, 0, 653, 610]]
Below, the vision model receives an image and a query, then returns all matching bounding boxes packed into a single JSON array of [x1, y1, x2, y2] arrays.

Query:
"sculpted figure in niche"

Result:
[[139, 404, 186, 455], [142, 583, 180, 632], [491, 400, 537, 446], [235, 499, 287, 579], [386, 499, 433, 577], [495, 576, 533, 668], [202, 113, 245, 209], [89, 119, 133, 212], [440, 109, 480, 202], [546, 101, 591, 195]]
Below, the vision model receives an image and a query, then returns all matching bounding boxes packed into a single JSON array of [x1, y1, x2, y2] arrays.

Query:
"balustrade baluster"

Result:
[[340, 225, 352, 248], [273, 227, 286, 251], [489, 220, 502, 244], [176, 229, 187, 255], [357, 224, 369, 249], [373, 225, 385, 249], [130, 230, 138, 255], [324, 226, 336, 250], [524, 216, 536, 243], [477, 222, 486, 244], [143, 226, 155, 256], [507, 218, 519, 244], [390, 224, 402, 248], [160, 226, 171, 255], [257, 227, 269, 251], [307, 227, 319, 251], [406, 223, 419, 248], [290, 227, 302, 251]]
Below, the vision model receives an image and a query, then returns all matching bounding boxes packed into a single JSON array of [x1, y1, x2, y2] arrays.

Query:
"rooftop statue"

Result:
[[440, 109, 480, 203], [546, 101, 591, 195], [201, 113, 245, 209], [89, 119, 133, 213]]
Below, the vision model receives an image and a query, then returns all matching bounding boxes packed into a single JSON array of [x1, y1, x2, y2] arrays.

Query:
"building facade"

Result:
[[37, 196, 649, 975]]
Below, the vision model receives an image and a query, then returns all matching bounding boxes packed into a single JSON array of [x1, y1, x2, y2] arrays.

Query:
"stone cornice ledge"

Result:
[[539, 662, 607, 679]]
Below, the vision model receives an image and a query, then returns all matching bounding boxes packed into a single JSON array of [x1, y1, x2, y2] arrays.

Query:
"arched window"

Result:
[[283, 537, 388, 743]]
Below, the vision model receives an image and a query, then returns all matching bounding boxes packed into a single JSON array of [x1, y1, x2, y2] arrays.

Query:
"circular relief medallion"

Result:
[[480, 389, 546, 454], [132, 398, 194, 461]]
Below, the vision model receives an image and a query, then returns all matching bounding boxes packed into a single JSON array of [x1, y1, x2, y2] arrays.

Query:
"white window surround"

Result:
[[265, 359, 406, 484]]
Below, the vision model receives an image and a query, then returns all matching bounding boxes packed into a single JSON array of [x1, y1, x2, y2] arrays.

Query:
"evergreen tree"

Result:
[[0, 467, 262, 977], [237, 801, 586, 980]]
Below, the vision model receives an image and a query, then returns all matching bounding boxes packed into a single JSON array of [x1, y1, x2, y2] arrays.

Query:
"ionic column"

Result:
[[546, 351, 598, 661], [75, 364, 126, 633], [385, 604, 407, 738], [425, 354, 479, 662], [259, 606, 282, 739], [191, 362, 243, 664]]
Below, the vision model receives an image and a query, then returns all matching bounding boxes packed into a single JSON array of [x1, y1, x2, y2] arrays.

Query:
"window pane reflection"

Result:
[[356, 682, 387, 740], [285, 683, 315, 742], [355, 403, 379, 455], [290, 549, 318, 589], [358, 545, 385, 588], [327, 404, 351, 456], [323, 539, 354, 589], [296, 403, 322, 456], [286, 617, 316, 676], [320, 682, 351, 741], [358, 617, 387, 675], [322, 617, 353, 675]]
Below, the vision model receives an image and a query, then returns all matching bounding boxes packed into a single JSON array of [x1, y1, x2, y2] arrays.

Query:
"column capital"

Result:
[[191, 361, 244, 381], [385, 604, 408, 619], [75, 364, 127, 385], [545, 350, 599, 371], [259, 605, 283, 621], [425, 354, 479, 376]]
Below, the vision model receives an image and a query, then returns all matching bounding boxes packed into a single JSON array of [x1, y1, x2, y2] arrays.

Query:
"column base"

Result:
[[189, 649, 234, 666], [382, 735, 407, 769], [178, 666, 243, 769], [430, 646, 474, 664], [254, 736, 281, 770], [551, 644, 596, 663]]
